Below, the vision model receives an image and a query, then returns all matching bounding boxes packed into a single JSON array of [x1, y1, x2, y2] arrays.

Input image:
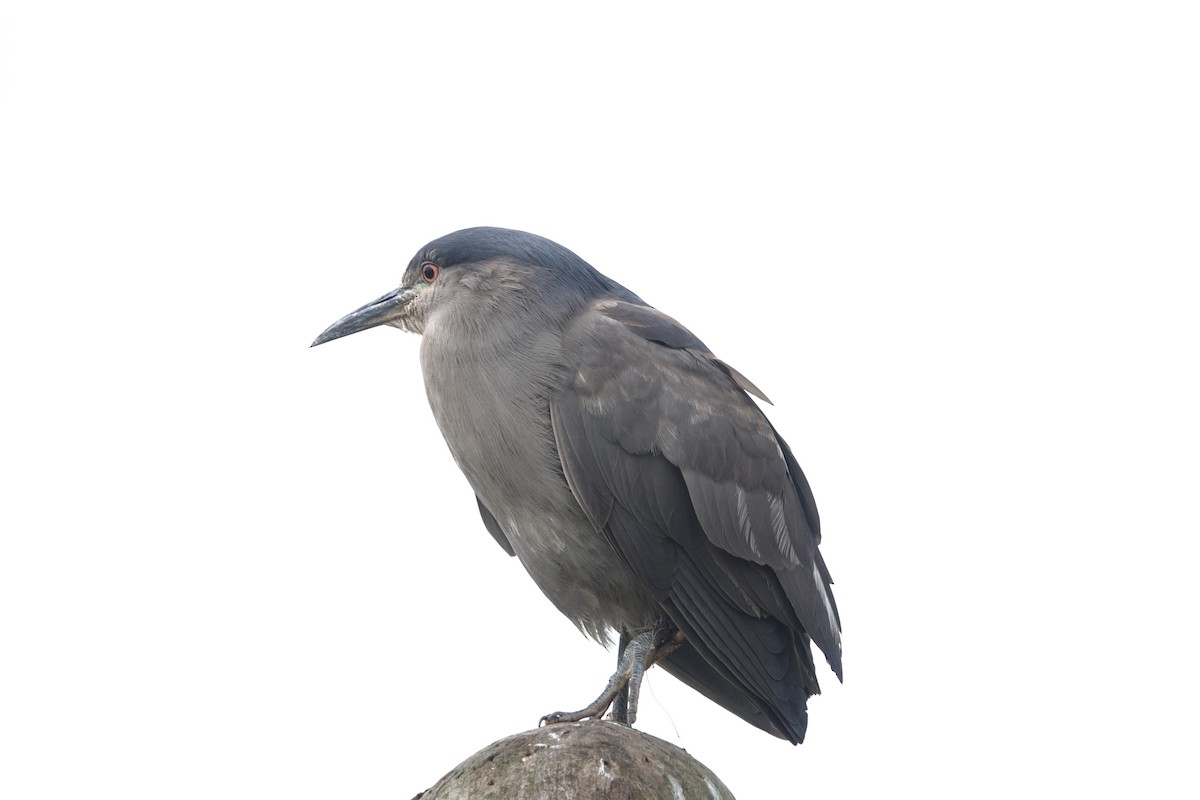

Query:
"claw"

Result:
[[540, 624, 685, 728]]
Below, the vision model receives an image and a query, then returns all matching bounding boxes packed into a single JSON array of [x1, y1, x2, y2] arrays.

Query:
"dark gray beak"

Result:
[[311, 286, 417, 347]]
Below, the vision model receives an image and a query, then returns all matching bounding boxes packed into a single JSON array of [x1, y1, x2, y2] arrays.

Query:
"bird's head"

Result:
[[311, 227, 632, 347]]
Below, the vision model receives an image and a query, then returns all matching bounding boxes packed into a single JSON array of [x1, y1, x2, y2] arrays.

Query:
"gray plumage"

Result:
[[312, 227, 841, 743]]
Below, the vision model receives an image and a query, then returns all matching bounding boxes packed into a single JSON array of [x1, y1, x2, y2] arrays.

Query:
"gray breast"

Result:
[[419, 328, 657, 642]]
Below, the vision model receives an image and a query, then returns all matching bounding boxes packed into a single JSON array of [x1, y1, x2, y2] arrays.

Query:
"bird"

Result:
[[311, 227, 841, 744]]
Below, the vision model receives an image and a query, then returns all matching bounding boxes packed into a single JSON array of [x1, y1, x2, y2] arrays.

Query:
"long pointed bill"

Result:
[[311, 286, 417, 347]]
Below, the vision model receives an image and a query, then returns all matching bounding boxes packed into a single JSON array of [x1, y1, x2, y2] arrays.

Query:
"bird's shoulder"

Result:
[[565, 299, 770, 403], [557, 299, 785, 496]]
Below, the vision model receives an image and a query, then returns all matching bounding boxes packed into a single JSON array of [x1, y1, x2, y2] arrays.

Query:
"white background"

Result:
[[2, 2, 1198, 798]]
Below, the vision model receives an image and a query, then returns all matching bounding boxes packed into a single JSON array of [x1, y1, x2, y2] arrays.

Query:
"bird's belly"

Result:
[[498, 501, 659, 643], [422, 340, 658, 642]]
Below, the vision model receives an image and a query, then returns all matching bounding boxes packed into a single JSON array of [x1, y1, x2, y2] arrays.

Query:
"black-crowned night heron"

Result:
[[312, 227, 841, 744]]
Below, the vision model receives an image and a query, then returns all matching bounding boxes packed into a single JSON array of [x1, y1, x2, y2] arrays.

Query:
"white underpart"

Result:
[[667, 774, 686, 800], [813, 561, 840, 645]]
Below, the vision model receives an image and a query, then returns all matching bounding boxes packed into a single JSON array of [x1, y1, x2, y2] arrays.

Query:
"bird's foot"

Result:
[[539, 625, 684, 728]]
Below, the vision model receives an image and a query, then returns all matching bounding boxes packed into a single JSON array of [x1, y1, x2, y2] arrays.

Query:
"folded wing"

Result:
[[551, 300, 841, 743]]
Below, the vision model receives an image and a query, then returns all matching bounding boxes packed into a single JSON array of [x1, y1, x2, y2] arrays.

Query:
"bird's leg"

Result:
[[611, 629, 632, 723], [540, 623, 685, 728], [623, 626, 685, 724]]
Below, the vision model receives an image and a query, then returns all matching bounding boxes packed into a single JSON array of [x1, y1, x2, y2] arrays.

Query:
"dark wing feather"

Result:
[[475, 495, 515, 556], [551, 300, 842, 742], [595, 299, 772, 403]]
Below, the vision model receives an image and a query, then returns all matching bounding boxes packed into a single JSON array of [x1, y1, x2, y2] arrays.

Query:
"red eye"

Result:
[[421, 263, 439, 283]]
